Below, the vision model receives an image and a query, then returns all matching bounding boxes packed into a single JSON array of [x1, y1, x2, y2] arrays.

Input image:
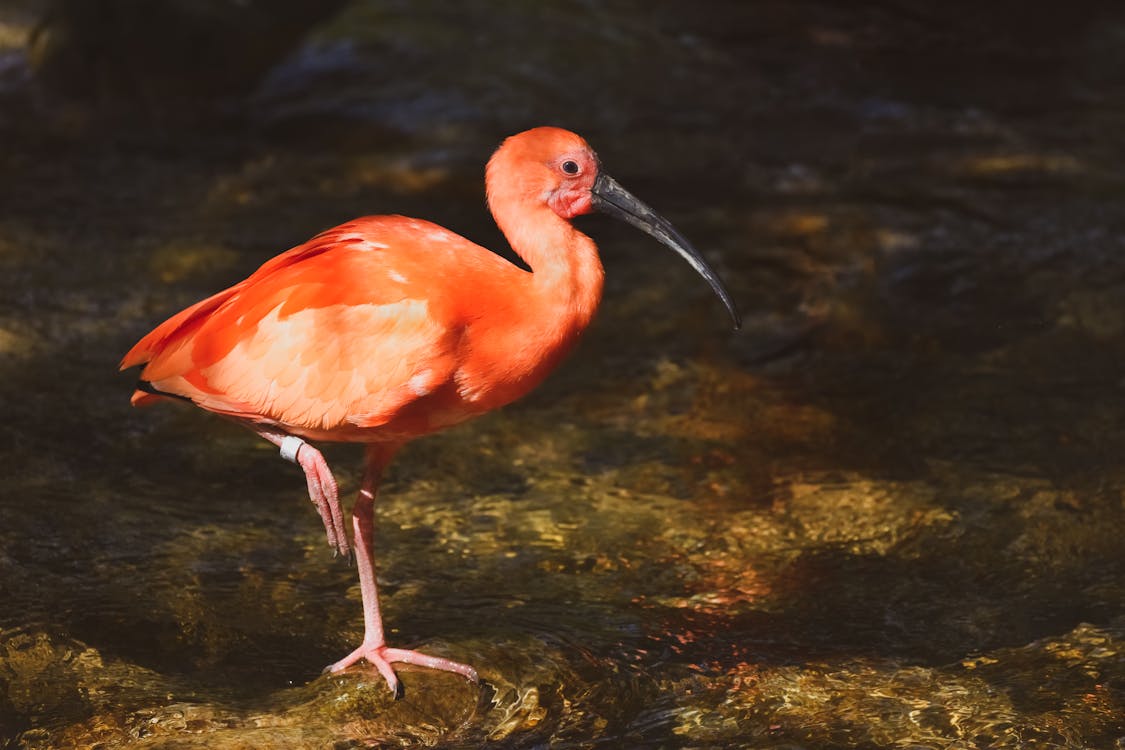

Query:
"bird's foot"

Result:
[[325, 640, 479, 696], [293, 443, 350, 557]]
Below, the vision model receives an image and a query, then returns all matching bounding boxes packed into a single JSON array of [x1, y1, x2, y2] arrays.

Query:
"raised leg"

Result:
[[249, 426, 349, 557], [325, 443, 479, 695]]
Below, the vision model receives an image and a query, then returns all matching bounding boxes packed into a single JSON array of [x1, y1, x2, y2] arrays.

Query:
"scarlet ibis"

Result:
[[121, 126, 739, 695]]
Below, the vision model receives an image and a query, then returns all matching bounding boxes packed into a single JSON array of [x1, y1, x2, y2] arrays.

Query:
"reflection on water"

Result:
[[3, 0, 1125, 747]]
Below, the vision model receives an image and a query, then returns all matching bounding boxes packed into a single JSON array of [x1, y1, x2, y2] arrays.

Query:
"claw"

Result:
[[326, 641, 478, 697]]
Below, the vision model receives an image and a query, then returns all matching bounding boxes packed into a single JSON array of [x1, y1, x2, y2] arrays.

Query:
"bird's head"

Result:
[[487, 126, 600, 219], [487, 127, 741, 330]]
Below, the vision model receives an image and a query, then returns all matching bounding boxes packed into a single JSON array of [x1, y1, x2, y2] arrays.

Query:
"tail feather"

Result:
[[130, 379, 195, 407]]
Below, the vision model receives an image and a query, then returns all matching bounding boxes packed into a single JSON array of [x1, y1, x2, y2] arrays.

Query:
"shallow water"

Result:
[[2, 1, 1125, 747]]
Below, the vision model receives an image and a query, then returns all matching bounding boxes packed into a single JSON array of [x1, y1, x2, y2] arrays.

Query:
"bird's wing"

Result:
[[119, 222, 350, 375], [122, 217, 498, 433]]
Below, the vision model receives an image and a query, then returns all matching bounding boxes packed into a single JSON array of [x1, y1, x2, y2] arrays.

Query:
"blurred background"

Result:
[[1, 1, 1124, 747]]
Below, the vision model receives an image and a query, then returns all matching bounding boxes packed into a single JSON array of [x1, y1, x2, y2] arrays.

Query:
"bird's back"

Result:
[[122, 216, 528, 441]]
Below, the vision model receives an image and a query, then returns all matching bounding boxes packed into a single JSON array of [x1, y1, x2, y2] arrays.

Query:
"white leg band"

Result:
[[279, 435, 305, 464]]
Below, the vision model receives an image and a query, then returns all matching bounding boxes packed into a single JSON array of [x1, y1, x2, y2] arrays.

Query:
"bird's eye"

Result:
[[561, 160, 580, 175]]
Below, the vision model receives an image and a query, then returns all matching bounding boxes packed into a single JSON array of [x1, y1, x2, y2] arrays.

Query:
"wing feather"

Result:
[[121, 218, 489, 433], [121, 215, 530, 436]]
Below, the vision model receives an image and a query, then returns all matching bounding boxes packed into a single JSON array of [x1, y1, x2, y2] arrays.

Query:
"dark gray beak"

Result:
[[591, 172, 741, 330]]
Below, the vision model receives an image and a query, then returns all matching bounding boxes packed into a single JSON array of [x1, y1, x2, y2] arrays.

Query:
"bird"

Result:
[[120, 126, 740, 696]]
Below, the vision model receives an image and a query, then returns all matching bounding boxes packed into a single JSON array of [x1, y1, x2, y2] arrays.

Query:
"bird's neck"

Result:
[[499, 203, 605, 337], [452, 201, 604, 411]]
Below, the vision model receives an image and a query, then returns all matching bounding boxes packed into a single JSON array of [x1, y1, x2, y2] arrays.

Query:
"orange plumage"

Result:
[[121, 127, 737, 695], [122, 213, 598, 440]]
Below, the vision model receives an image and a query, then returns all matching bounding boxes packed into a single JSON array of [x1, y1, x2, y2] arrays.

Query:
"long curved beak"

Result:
[[591, 172, 741, 330]]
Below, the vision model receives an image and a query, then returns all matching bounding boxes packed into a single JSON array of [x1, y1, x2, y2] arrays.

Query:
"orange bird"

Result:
[[121, 127, 739, 695]]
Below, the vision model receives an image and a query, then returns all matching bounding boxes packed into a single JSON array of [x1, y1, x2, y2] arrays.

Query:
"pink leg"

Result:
[[325, 443, 479, 695], [250, 426, 349, 557], [295, 445, 349, 557]]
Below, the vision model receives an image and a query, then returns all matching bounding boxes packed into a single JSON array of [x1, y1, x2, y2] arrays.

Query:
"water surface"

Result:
[[1, 1, 1124, 747]]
